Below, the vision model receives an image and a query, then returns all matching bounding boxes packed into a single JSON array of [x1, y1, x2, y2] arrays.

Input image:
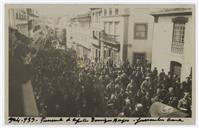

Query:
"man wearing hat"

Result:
[[131, 103, 147, 117], [140, 76, 151, 94]]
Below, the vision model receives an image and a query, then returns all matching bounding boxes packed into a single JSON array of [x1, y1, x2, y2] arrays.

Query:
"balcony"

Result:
[[101, 32, 120, 44], [16, 13, 28, 21], [171, 42, 184, 54], [27, 8, 39, 17]]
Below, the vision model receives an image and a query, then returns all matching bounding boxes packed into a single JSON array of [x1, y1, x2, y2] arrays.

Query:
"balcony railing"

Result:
[[101, 32, 120, 44], [171, 42, 184, 54]]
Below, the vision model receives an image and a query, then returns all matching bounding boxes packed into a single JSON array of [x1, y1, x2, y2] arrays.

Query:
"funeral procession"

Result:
[[7, 5, 194, 118]]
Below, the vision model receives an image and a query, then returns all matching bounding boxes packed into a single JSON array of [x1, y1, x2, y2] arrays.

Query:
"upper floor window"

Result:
[[16, 13, 19, 19], [109, 22, 114, 35], [104, 22, 108, 33], [114, 22, 119, 35], [93, 31, 95, 38], [95, 13, 99, 23], [134, 23, 148, 40], [108, 22, 112, 34], [104, 9, 107, 16], [115, 8, 119, 15], [172, 23, 185, 44], [109, 8, 112, 16], [171, 17, 188, 54]]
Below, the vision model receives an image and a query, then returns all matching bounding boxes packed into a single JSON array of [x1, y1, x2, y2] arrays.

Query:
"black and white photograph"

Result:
[[4, 4, 196, 125]]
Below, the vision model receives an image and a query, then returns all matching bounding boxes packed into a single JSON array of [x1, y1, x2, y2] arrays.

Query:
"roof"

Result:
[[76, 43, 91, 50], [71, 12, 91, 22], [90, 8, 102, 13], [151, 8, 192, 16], [90, 8, 101, 10], [74, 12, 91, 19]]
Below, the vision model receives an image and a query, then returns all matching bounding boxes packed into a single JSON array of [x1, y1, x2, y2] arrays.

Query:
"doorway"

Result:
[[133, 52, 146, 64], [170, 61, 182, 79]]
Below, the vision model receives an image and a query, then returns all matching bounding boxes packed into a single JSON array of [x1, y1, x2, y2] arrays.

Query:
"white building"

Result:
[[90, 7, 129, 64], [56, 15, 72, 48], [151, 8, 194, 81], [127, 8, 154, 65], [26, 8, 39, 37], [8, 8, 39, 38], [70, 13, 92, 59], [8, 8, 29, 37], [90, 8, 103, 62]]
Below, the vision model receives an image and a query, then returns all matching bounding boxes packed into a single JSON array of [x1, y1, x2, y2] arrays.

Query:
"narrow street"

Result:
[[8, 5, 193, 118]]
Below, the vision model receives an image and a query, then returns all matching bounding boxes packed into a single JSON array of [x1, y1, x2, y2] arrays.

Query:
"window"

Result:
[[171, 17, 188, 54], [96, 12, 98, 23], [134, 23, 148, 39], [16, 13, 18, 19], [109, 22, 114, 35], [98, 12, 100, 22], [104, 9, 107, 16], [105, 22, 108, 33], [115, 8, 119, 15], [172, 23, 185, 43], [109, 22, 113, 34], [96, 31, 99, 38], [93, 31, 96, 38], [109, 8, 112, 16], [92, 13, 94, 21], [114, 22, 119, 35]]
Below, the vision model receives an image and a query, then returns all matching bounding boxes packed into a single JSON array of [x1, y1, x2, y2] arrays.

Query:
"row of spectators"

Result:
[[74, 58, 192, 117]]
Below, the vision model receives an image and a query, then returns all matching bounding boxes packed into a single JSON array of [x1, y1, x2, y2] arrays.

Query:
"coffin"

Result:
[[149, 102, 188, 117]]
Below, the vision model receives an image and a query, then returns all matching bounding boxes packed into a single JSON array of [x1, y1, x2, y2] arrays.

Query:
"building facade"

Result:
[[90, 7, 130, 64], [8, 8, 39, 38], [151, 8, 194, 81], [90, 8, 103, 62], [26, 8, 39, 37], [70, 13, 92, 59], [127, 8, 154, 65], [8, 8, 29, 37]]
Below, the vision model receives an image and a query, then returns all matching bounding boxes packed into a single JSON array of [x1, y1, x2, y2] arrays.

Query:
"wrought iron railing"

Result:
[[101, 32, 120, 44], [171, 42, 184, 54]]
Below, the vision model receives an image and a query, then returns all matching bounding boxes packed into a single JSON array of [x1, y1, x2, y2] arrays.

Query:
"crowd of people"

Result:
[[9, 27, 192, 117], [72, 58, 192, 117]]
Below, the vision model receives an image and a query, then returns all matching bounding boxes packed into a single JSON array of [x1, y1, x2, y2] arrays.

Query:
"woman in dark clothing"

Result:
[[9, 43, 32, 116]]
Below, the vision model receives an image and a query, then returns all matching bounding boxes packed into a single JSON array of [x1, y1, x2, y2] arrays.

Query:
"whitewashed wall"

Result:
[[151, 15, 194, 81], [127, 9, 154, 64]]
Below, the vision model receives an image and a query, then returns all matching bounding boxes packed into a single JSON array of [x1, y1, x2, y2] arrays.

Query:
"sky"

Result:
[[32, 5, 90, 17], [7, 4, 194, 17]]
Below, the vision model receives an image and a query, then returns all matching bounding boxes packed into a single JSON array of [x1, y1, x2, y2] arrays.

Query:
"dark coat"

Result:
[[9, 56, 32, 116]]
